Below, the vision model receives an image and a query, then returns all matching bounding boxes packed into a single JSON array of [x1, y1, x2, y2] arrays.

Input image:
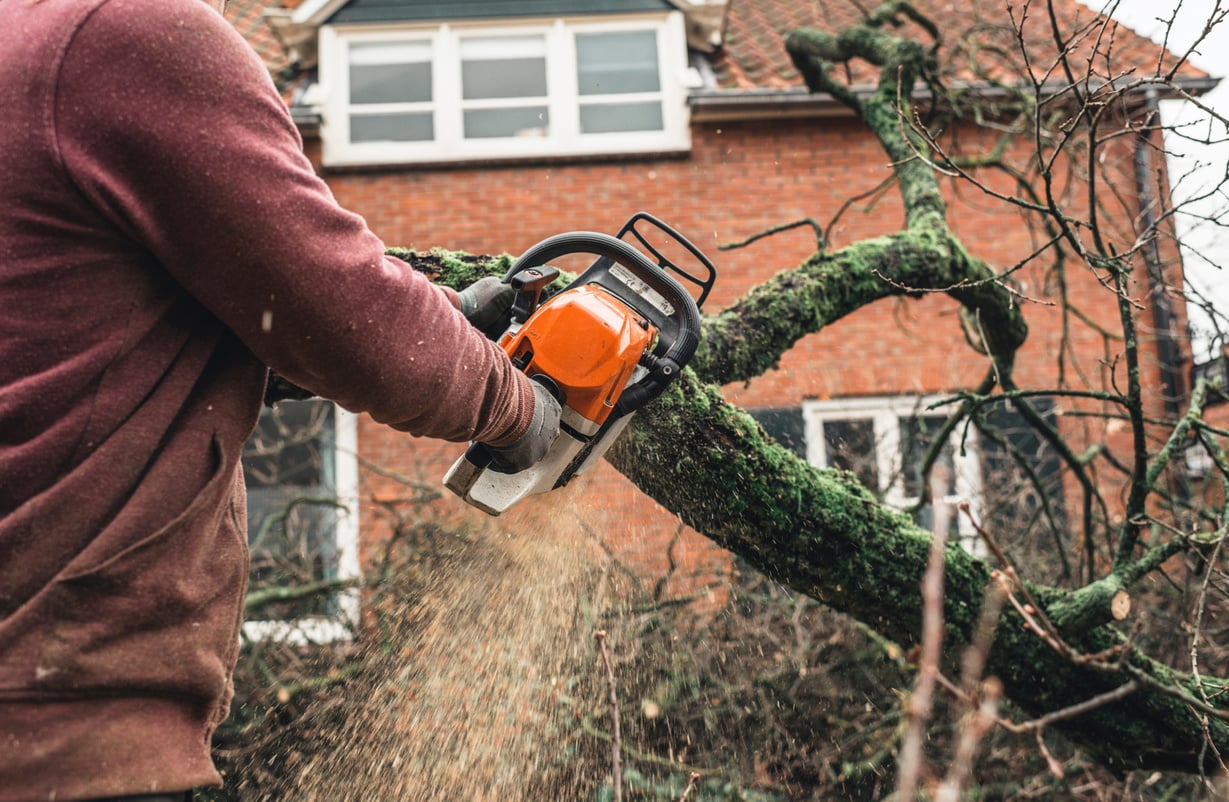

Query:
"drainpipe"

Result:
[[1134, 86, 1191, 503]]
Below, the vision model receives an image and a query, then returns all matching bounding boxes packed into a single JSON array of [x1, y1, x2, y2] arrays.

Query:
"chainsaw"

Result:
[[444, 212, 717, 515]]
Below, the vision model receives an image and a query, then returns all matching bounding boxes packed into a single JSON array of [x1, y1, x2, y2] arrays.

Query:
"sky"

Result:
[[1079, 0, 1229, 359]]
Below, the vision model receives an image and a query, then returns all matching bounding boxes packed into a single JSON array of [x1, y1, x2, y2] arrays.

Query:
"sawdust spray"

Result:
[[282, 480, 629, 800]]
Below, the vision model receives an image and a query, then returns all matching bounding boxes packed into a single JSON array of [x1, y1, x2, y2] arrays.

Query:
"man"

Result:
[[0, 0, 559, 798]]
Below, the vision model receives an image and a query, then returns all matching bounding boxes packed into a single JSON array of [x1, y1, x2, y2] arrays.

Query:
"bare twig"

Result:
[[1001, 680, 1140, 735], [678, 772, 701, 802], [1190, 534, 1229, 777], [244, 577, 357, 614], [896, 494, 950, 799], [936, 678, 1002, 801], [718, 218, 825, 252], [595, 630, 623, 802]]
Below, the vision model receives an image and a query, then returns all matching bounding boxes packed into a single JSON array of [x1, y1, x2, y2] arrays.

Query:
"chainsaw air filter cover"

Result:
[[501, 284, 655, 432]]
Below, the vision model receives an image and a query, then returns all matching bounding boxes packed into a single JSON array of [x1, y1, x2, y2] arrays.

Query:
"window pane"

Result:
[[351, 112, 434, 143], [900, 415, 954, 499], [980, 397, 1067, 567], [577, 31, 660, 95], [899, 415, 960, 536], [243, 401, 340, 618], [823, 419, 878, 491], [913, 501, 961, 537], [461, 36, 547, 100], [580, 101, 663, 133], [749, 408, 806, 458], [349, 42, 431, 104], [464, 106, 549, 139]]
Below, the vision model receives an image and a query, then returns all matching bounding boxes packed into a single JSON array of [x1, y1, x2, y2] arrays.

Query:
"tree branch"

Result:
[[603, 371, 1229, 772]]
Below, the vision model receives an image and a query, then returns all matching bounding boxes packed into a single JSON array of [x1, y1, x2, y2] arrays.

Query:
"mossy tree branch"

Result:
[[604, 372, 1228, 773], [690, 228, 1027, 386]]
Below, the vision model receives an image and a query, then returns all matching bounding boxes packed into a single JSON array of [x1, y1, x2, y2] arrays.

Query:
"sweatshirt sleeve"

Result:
[[51, 0, 532, 446]]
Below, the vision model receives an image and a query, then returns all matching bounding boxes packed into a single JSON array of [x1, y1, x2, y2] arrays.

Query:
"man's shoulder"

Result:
[[2, 0, 225, 41], [57, 0, 268, 107], [76, 0, 244, 50]]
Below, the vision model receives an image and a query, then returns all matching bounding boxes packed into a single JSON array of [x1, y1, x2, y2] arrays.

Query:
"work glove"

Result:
[[458, 276, 517, 339], [486, 379, 562, 474]]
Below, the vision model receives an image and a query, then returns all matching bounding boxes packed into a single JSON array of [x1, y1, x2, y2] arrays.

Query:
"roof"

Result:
[[709, 0, 1210, 93], [227, 0, 1215, 106], [226, 0, 293, 77]]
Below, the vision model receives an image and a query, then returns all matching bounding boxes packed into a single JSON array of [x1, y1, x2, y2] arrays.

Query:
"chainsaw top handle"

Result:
[[505, 230, 703, 416], [616, 212, 717, 309]]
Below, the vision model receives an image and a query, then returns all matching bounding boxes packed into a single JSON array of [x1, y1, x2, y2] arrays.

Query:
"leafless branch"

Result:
[[677, 772, 701, 801], [896, 490, 951, 798], [595, 630, 623, 802]]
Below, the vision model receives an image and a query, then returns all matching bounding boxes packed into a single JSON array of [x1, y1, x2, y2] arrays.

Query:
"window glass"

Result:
[[899, 415, 959, 536], [349, 41, 432, 105], [749, 408, 807, 458], [806, 399, 983, 549], [580, 101, 663, 133], [899, 416, 953, 498], [327, 20, 686, 165], [243, 400, 342, 619], [460, 36, 547, 100], [979, 397, 1068, 575], [822, 418, 879, 491], [351, 112, 434, 143], [576, 31, 660, 95], [464, 106, 549, 139]]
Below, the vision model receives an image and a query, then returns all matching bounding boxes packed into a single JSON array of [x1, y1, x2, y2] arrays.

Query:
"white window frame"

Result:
[[242, 406, 360, 644], [317, 12, 691, 167], [802, 396, 985, 555]]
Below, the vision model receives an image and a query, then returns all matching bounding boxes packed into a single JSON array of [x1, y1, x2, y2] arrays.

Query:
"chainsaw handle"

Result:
[[506, 232, 702, 403]]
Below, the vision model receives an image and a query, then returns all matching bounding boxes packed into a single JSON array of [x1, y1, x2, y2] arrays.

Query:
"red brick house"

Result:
[[228, 0, 1216, 634]]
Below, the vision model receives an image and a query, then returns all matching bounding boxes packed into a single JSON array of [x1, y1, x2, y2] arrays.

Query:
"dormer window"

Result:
[[318, 11, 691, 167]]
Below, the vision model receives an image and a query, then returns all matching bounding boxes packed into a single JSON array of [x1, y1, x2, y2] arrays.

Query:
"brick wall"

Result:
[[309, 111, 1190, 600]]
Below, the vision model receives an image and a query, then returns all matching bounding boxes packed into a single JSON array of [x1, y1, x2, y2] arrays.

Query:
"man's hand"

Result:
[[486, 380, 562, 474], [458, 276, 517, 339]]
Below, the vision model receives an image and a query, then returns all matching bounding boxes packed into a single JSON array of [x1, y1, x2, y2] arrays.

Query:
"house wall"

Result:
[[304, 110, 1192, 599]]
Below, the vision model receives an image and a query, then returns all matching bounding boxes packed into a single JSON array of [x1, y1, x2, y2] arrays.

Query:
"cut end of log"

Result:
[[1111, 589, 1131, 621]]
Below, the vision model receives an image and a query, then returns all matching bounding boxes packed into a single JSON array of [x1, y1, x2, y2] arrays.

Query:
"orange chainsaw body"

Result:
[[500, 285, 656, 429]]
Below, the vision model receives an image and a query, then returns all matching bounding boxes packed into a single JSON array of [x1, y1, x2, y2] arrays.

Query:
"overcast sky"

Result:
[[1078, 0, 1228, 359]]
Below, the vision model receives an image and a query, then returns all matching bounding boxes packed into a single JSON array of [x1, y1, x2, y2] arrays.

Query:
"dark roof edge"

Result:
[[689, 76, 1222, 121]]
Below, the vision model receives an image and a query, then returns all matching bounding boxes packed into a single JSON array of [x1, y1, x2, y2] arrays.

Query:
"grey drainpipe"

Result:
[[1135, 87, 1192, 504], [1135, 87, 1187, 420]]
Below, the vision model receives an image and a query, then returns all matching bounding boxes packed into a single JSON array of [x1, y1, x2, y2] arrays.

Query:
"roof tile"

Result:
[[224, 0, 1207, 95], [709, 0, 1206, 92], [225, 0, 292, 75]]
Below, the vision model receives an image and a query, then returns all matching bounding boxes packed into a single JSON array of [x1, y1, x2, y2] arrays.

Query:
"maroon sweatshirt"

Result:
[[0, 0, 533, 797]]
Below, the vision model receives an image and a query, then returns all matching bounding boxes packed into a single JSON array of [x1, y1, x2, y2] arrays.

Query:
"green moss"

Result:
[[383, 247, 513, 289], [606, 365, 1229, 772]]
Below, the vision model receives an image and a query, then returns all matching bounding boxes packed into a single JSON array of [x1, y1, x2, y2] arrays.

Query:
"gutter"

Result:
[[688, 76, 1222, 122]]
